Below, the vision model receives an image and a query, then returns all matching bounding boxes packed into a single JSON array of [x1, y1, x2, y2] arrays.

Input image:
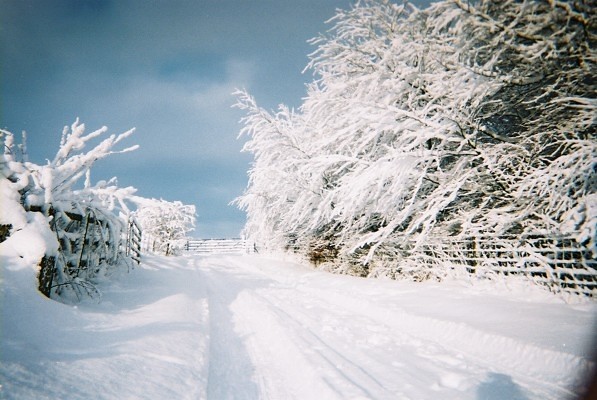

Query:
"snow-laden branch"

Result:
[[234, 0, 596, 279], [18, 119, 138, 211]]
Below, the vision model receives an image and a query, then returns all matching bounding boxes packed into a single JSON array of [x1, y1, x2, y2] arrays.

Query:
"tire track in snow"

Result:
[[200, 255, 594, 399], [231, 291, 345, 399], [195, 260, 261, 400], [231, 281, 490, 399], [249, 290, 393, 399], [239, 286, 487, 399], [294, 286, 593, 399]]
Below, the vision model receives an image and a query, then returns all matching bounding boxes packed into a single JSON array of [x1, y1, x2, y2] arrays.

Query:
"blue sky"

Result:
[[1, 0, 426, 238]]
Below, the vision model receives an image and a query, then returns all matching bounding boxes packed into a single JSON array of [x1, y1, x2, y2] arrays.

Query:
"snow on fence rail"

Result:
[[28, 206, 143, 299], [295, 232, 596, 297], [184, 238, 254, 254], [411, 233, 596, 296], [124, 218, 142, 264]]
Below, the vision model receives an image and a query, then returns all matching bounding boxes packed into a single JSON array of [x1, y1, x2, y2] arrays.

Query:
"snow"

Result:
[[0, 177, 27, 230], [0, 209, 57, 268], [1, 252, 596, 399]]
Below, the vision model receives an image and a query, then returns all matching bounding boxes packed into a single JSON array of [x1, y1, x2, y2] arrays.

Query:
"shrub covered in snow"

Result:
[[1, 121, 142, 303], [1, 120, 195, 303], [234, 0, 596, 287], [135, 198, 196, 256]]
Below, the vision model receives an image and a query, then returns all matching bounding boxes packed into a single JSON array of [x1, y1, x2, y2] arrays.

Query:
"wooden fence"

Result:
[[124, 217, 142, 264], [30, 206, 143, 298], [184, 238, 254, 254], [411, 233, 596, 296]]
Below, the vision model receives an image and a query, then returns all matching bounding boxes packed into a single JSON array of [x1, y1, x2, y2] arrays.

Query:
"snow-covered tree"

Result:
[[235, 0, 596, 283], [1, 121, 143, 303], [135, 198, 196, 256], [233, 91, 318, 253]]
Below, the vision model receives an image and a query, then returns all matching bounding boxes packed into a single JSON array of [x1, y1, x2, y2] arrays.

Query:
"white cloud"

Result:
[[191, 58, 256, 112]]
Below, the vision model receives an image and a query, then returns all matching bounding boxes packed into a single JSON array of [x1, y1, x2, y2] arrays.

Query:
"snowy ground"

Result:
[[1, 253, 596, 400]]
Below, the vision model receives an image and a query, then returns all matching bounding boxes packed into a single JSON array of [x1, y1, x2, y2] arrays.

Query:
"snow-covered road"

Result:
[[1, 254, 596, 399]]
